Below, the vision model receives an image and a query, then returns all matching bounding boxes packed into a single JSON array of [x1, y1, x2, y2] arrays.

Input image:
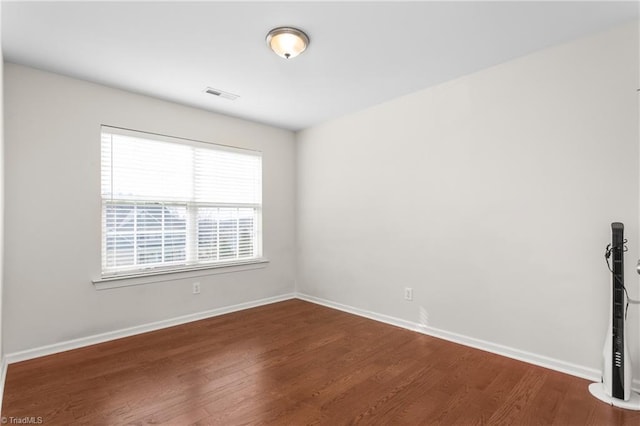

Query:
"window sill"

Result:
[[92, 258, 269, 290]]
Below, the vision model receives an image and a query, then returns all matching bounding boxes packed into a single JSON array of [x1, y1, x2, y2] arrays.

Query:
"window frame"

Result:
[[96, 126, 266, 285]]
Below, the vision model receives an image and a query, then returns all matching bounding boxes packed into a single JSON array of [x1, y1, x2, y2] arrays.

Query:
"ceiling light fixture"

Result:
[[266, 27, 309, 59]]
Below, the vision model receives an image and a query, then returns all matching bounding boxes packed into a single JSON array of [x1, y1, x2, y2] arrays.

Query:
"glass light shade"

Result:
[[266, 27, 309, 59]]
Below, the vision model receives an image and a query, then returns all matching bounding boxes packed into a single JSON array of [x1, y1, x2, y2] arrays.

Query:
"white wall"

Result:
[[3, 19, 639, 388], [297, 22, 639, 376], [3, 64, 296, 354], [0, 0, 5, 376]]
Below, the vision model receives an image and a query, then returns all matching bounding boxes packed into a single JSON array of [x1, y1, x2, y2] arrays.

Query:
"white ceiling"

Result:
[[2, 1, 638, 131]]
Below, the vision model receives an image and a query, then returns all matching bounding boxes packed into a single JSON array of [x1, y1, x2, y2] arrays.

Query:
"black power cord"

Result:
[[604, 240, 639, 320]]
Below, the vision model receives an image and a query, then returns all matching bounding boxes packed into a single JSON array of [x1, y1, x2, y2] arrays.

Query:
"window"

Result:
[[100, 126, 262, 278]]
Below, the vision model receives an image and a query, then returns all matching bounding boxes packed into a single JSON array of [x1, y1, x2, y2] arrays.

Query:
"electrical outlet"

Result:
[[193, 282, 201, 294], [404, 287, 413, 301]]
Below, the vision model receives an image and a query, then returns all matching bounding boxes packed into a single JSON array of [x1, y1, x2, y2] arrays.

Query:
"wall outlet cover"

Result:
[[404, 287, 413, 301]]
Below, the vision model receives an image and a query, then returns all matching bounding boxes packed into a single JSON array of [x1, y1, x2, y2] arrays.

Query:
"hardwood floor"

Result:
[[2, 299, 638, 425]]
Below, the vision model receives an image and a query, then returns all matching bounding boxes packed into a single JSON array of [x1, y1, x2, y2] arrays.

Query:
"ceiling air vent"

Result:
[[204, 87, 240, 101]]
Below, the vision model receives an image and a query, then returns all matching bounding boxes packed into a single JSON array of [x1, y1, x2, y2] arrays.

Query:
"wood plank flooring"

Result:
[[2, 299, 639, 425]]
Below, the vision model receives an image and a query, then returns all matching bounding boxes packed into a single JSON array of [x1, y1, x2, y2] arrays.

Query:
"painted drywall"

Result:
[[3, 64, 296, 354], [0, 0, 5, 389], [297, 22, 640, 376]]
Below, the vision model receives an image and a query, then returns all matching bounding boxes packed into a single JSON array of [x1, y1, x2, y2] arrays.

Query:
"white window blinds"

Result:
[[100, 126, 262, 277]]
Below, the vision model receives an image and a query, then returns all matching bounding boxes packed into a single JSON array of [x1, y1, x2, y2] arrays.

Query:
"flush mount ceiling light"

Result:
[[266, 27, 309, 59]]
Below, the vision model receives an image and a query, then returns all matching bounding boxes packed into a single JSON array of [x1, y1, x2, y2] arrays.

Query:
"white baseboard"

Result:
[[296, 293, 640, 393], [6, 293, 295, 364], [4, 291, 639, 395], [0, 355, 7, 414]]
